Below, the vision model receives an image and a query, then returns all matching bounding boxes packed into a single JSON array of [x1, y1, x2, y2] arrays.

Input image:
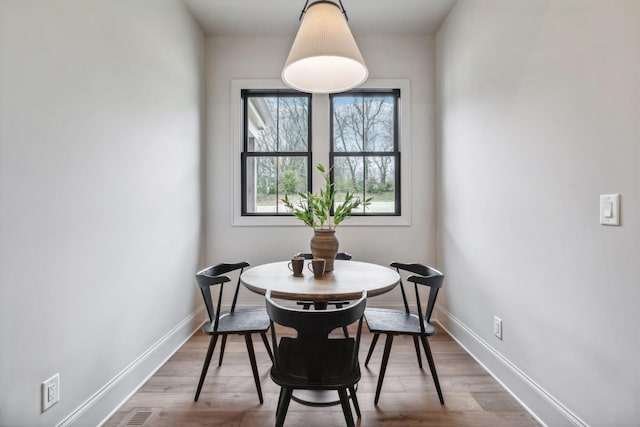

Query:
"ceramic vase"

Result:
[[310, 229, 339, 272]]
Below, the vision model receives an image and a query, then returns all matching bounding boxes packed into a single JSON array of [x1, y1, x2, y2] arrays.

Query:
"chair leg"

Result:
[[374, 334, 394, 405], [365, 333, 380, 367], [275, 388, 293, 427], [276, 388, 284, 418], [244, 334, 263, 404], [338, 388, 356, 427], [342, 326, 350, 338], [194, 334, 218, 401], [260, 332, 274, 362], [218, 335, 228, 366], [421, 335, 444, 404], [413, 336, 423, 369], [349, 385, 361, 418]]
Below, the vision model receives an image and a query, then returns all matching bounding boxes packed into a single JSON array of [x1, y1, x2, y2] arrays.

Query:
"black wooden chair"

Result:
[[194, 262, 273, 403], [364, 262, 445, 405], [266, 290, 367, 427]]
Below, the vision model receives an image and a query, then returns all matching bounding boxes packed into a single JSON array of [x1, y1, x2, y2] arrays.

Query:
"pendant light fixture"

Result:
[[282, 0, 368, 94]]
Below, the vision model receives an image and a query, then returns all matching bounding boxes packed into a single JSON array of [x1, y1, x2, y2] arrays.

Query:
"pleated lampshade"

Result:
[[282, 1, 368, 94]]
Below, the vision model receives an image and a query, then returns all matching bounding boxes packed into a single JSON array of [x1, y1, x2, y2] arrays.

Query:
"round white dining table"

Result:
[[240, 260, 400, 305]]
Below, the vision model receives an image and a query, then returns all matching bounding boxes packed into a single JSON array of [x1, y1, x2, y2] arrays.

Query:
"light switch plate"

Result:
[[600, 194, 620, 226]]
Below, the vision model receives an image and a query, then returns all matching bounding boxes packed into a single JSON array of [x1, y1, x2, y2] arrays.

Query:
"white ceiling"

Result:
[[183, 0, 457, 36]]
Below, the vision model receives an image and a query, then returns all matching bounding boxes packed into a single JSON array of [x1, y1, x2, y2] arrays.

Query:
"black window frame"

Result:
[[240, 89, 312, 216], [329, 89, 401, 216]]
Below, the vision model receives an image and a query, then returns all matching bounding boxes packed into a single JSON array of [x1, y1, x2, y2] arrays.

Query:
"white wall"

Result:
[[0, 1, 204, 425], [204, 35, 439, 307], [436, 1, 639, 426]]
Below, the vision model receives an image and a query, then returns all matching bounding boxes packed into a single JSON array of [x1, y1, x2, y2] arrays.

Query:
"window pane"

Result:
[[246, 157, 277, 212], [366, 156, 396, 213], [278, 97, 309, 152], [245, 156, 309, 214], [334, 157, 365, 213], [247, 96, 309, 153], [333, 95, 395, 153], [332, 96, 364, 152], [278, 157, 308, 212], [248, 97, 278, 152], [364, 96, 394, 152]]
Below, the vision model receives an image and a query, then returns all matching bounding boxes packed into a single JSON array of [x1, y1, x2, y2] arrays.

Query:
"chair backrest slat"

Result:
[[410, 269, 444, 322], [228, 263, 249, 312], [390, 262, 412, 313]]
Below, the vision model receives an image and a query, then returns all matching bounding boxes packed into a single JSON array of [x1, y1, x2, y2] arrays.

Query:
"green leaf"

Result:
[[285, 163, 374, 229]]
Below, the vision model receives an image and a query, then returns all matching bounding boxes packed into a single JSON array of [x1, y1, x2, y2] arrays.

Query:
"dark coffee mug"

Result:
[[307, 258, 326, 278], [288, 257, 305, 277]]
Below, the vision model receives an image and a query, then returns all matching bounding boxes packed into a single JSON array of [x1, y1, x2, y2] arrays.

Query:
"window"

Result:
[[241, 90, 312, 215], [233, 79, 411, 227], [331, 90, 400, 215]]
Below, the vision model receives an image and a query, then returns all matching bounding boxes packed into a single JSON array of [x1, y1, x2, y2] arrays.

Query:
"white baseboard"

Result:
[[56, 306, 206, 427], [434, 305, 588, 427]]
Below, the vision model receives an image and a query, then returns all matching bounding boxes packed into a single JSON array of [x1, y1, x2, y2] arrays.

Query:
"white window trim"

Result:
[[231, 78, 411, 227]]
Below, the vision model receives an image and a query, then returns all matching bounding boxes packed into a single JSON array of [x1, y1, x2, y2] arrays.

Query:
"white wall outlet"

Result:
[[41, 373, 60, 412], [493, 316, 503, 340]]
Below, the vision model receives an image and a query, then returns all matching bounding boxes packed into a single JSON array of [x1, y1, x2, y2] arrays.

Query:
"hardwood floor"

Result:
[[104, 324, 540, 427]]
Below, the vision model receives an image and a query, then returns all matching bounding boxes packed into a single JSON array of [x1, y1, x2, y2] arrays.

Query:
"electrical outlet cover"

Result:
[[41, 373, 60, 412], [493, 316, 503, 340]]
